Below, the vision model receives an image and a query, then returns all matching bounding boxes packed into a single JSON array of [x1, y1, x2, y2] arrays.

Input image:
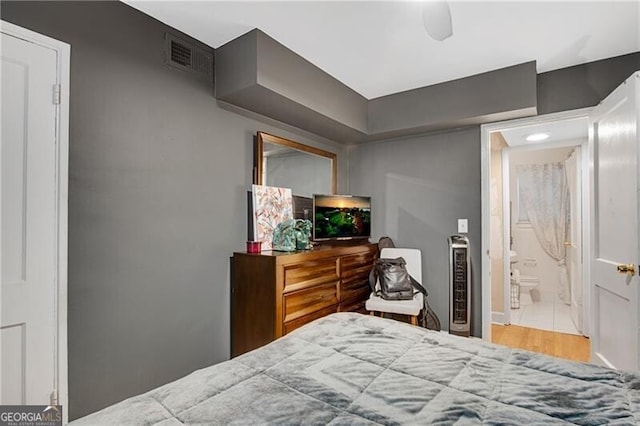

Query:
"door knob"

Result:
[[563, 241, 572, 247], [617, 263, 636, 276]]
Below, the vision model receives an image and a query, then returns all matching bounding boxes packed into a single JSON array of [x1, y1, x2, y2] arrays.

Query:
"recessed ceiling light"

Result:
[[525, 132, 550, 142]]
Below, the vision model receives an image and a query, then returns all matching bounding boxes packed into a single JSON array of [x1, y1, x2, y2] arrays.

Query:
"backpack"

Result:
[[368, 257, 428, 301]]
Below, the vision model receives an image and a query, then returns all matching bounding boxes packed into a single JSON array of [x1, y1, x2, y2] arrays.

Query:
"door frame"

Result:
[[481, 108, 592, 342], [1, 20, 69, 422]]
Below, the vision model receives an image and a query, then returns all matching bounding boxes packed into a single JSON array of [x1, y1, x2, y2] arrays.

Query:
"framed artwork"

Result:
[[252, 184, 293, 250]]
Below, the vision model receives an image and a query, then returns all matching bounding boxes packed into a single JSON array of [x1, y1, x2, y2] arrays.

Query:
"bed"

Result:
[[72, 312, 640, 425]]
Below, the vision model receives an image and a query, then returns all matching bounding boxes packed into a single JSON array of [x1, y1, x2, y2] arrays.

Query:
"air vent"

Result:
[[164, 33, 213, 77], [171, 40, 191, 67]]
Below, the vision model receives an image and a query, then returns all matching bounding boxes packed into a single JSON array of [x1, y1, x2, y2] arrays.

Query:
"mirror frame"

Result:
[[254, 131, 337, 194]]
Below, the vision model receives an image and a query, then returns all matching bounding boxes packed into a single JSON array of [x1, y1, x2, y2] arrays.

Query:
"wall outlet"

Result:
[[458, 219, 468, 233]]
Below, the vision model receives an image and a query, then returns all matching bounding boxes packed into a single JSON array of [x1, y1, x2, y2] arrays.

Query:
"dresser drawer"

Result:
[[283, 305, 338, 335], [283, 257, 339, 293], [340, 252, 374, 301], [340, 252, 375, 278], [283, 281, 338, 323], [341, 280, 371, 305], [339, 298, 367, 314]]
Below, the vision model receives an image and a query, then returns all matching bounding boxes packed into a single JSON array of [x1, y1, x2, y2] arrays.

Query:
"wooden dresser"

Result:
[[231, 243, 377, 357]]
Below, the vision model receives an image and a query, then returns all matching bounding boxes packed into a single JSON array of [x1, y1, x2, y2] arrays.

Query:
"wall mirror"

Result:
[[254, 131, 337, 198]]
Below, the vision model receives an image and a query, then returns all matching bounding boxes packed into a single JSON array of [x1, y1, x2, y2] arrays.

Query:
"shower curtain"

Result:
[[516, 163, 570, 304]]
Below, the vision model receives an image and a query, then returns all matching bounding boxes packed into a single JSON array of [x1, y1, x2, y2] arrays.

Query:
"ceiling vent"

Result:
[[164, 33, 213, 77]]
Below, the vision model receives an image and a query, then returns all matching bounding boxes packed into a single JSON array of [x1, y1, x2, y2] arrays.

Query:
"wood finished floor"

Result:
[[491, 324, 590, 363]]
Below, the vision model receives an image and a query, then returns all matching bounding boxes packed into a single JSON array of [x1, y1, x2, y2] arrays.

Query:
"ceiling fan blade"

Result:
[[422, 1, 453, 41]]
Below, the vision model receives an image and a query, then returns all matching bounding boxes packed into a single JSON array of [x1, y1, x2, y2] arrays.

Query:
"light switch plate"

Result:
[[458, 219, 468, 233]]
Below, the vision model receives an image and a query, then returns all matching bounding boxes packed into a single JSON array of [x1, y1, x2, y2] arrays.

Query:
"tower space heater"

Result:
[[448, 235, 471, 337]]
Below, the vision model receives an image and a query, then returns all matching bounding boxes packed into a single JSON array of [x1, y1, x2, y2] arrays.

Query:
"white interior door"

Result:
[[566, 149, 583, 333], [1, 29, 59, 404], [590, 72, 639, 370]]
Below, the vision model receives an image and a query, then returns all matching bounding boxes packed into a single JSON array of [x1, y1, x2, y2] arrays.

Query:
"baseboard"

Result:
[[491, 311, 506, 325]]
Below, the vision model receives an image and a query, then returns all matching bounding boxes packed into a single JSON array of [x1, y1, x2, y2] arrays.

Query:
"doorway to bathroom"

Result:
[[504, 143, 583, 335], [481, 108, 592, 345]]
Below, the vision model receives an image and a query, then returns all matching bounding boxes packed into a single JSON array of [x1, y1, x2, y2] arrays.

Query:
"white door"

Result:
[[590, 72, 639, 370], [566, 149, 583, 333], [1, 29, 59, 404]]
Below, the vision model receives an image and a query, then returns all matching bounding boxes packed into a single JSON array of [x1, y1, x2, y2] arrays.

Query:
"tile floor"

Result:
[[510, 290, 580, 335]]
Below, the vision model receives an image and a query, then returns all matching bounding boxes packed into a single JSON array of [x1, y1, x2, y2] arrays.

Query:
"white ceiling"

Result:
[[500, 116, 589, 147], [124, 1, 639, 100]]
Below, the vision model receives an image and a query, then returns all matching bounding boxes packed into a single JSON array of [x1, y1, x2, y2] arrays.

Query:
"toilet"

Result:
[[510, 252, 540, 306], [518, 274, 541, 305]]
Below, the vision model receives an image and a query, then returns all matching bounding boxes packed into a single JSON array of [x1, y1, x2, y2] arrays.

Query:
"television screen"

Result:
[[313, 194, 371, 241]]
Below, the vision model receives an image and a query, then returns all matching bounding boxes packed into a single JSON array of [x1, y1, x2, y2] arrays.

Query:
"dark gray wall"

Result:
[[1, 1, 346, 419], [368, 62, 537, 138], [348, 128, 482, 336], [214, 27, 258, 98], [216, 29, 368, 143], [537, 52, 640, 115], [216, 36, 539, 144], [256, 30, 368, 133]]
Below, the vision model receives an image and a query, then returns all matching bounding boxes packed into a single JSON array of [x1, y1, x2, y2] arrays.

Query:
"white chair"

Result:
[[365, 247, 424, 325]]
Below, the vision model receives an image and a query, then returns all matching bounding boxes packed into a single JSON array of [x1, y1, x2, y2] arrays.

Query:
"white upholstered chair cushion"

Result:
[[365, 248, 424, 316], [366, 292, 423, 316]]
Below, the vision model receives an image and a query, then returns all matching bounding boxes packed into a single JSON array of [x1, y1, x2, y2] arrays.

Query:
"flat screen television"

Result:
[[313, 194, 371, 241]]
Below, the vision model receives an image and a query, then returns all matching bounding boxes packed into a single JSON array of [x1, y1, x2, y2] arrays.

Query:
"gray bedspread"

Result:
[[73, 312, 640, 425]]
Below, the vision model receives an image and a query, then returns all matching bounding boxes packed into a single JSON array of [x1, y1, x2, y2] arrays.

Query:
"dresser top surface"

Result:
[[234, 242, 377, 259]]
